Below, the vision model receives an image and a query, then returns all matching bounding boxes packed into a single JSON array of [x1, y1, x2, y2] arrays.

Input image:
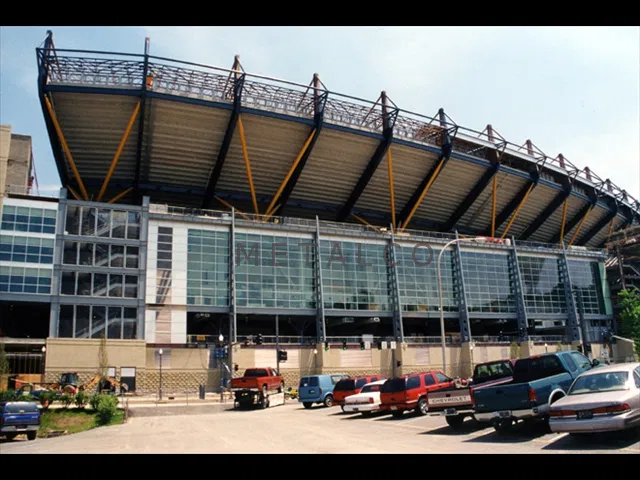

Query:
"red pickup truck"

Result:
[[380, 371, 455, 418], [230, 367, 284, 409]]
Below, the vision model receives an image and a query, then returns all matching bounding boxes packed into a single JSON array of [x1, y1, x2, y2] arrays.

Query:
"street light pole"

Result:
[[276, 315, 280, 373], [218, 333, 224, 401], [158, 349, 163, 401], [437, 236, 487, 375]]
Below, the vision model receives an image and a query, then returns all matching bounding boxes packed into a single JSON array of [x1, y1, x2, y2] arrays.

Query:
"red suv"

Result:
[[333, 375, 387, 410], [380, 371, 455, 418]]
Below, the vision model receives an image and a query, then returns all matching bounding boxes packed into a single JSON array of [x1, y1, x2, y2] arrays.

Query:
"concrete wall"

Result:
[[0, 125, 11, 198], [5, 133, 31, 191]]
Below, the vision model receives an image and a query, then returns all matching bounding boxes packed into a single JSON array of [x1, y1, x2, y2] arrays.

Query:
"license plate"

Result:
[[390, 406, 398, 410], [309, 390, 315, 394], [445, 408, 457, 415], [498, 410, 511, 418], [353, 408, 359, 412], [577, 410, 593, 420]]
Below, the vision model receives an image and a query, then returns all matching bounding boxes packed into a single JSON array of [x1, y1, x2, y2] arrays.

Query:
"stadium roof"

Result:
[[36, 31, 640, 248]]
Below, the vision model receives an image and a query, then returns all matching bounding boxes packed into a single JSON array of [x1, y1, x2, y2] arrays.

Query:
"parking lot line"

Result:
[[531, 433, 567, 444]]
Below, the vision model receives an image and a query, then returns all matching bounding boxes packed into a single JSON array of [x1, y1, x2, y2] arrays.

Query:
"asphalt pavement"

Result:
[[1, 402, 639, 454]]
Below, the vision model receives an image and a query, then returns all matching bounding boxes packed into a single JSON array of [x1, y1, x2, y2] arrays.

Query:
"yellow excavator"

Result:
[[18, 372, 128, 397]]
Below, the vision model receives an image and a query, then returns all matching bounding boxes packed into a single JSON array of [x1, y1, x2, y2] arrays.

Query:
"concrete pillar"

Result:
[[520, 340, 535, 358], [459, 342, 474, 378], [314, 344, 324, 374]]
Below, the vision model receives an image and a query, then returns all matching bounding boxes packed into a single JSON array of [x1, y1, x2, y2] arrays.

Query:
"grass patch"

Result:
[[38, 408, 124, 438]]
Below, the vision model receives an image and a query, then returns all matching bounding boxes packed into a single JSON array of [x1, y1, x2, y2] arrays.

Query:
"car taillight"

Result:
[[593, 404, 630, 415], [550, 409, 575, 417], [319, 388, 322, 394], [528, 388, 537, 404]]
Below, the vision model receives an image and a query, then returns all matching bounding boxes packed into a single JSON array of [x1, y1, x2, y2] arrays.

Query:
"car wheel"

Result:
[[5, 434, 16, 441], [416, 398, 428, 416], [392, 410, 404, 418], [323, 394, 334, 407], [27, 431, 37, 441], [303, 402, 312, 409], [446, 415, 465, 430]]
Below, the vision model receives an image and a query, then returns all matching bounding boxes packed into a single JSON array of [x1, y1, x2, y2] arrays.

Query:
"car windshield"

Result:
[[244, 369, 267, 377], [381, 378, 406, 393], [360, 384, 381, 393], [569, 371, 630, 395], [5, 403, 39, 413], [474, 361, 513, 380], [334, 379, 356, 391]]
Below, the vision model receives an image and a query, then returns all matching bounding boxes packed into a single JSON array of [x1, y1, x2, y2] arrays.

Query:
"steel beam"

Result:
[[133, 37, 150, 205], [229, 208, 237, 344], [202, 68, 245, 209], [559, 247, 581, 342], [452, 233, 471, 343], [549, 190, 598, 244], [37, 34, 68, 187], [388, 232, 404, 342], [272, 77, 327, 217], [576, 202, 618, 246], [315, 216, 327, 342], [336, 92, 398, 222], [510, 239, 529, 341], [492, 174, 539, 235], [519, 180, 572, 240], [441, 149, 501, 232], [397, 110, 453, 230]]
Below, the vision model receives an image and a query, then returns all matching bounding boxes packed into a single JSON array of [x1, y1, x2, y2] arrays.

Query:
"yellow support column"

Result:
[[44, 96, 89, 200], [398, 157, 446, 231], [97, 101, 141, 201], [558, 199, 569, 246], [107, 187, 134, 204], [500, 182, 534, 239], [237, 116, 259, 214], [568, 205, 594, 246]]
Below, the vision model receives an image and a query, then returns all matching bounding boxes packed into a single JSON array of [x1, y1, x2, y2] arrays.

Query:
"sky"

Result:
[[1, 26, 639, 200]]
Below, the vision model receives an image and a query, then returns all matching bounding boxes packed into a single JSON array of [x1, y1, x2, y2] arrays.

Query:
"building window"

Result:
[[235, 233, 315, 309], [187, 229, 229, 306], [320, 239, 390, 311], [62, 241, 138, 269], [397, 245, 457, 313], [460, 251, 516, 314], [518, 255, 567, 315], [65, 206, 140, 240], [59, 271, 138, 298], [0, 235, 54, 264], [1, 205, 56, 234], [0, 266, 52, 294], [155, 226, 173, 304], [56, 304, 137, 339], [567, 259, 606, 314]]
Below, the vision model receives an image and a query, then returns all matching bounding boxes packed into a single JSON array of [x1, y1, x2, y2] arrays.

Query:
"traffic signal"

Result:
[[324, 342, 329, 351], [278, 350, 288, 362], [342, 341, 347, 351], [256, 333, 263, 345], [360, 341, 365, 350]]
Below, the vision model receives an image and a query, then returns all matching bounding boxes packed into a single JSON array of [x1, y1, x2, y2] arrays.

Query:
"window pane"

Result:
[[123, 308, 137, 339], [79, 242, 94, 265], [93, 273, 107, 296], [76, 272, 92, 296], [91, 306, 106, 339], [110, 245, 124, 268], [59, 305, 74, 337], [112, 211, 127, 238], [124, 275, 138, 298], [75, 305, 90, 338], [107, 307, 122, 339], [109, 274, 123, 297], [81, 207, 96, 236], [65, 205, 81, 235], [97, 209, 111, 237], [94, 244, 109, 267], [126, 246, 139, 269], [61, 271, 76, 295]]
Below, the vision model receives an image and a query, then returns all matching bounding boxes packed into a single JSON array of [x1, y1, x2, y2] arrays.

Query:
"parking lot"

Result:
[[1, 402, 639, 454]]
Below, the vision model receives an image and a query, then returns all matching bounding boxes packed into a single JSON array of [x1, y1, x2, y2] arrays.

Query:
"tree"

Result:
[[97, 333, 109, 378], [0, 341, 10, 391], [618, 288, 640, 356]]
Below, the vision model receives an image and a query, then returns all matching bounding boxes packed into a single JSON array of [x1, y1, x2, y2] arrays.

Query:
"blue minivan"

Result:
[[298, 374, 348, 408]]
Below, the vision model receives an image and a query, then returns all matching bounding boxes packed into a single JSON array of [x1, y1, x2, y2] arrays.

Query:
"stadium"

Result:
[[1, 30, 639, 393]]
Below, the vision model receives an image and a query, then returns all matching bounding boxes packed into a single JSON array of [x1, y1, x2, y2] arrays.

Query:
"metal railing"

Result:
[[37, 45, 640, 216]]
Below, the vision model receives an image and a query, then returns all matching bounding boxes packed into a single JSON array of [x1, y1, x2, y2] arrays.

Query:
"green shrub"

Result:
[[39, 391, 56, 410], [89, 393, 101, 411], [75, 390, 88, 409], [59, 393, 73, 409], [16, 394, 34, 402], [0, 389, 17, 402], [95, 395, 119, 425]]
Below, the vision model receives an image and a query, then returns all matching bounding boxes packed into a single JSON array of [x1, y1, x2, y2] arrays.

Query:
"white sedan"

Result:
[[343, 380, 386, 416]]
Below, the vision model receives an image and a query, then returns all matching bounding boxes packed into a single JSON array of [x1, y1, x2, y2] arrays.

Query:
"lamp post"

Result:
[[219, 334, 224, 400], [41, 346, 46, 376], [313, 348, 318, 374], [437, 236, 487, 375], [158, 349, 163, 401]]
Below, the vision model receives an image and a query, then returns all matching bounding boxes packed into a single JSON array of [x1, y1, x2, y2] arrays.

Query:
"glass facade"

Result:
[[568, 259, 606, 314], [60, 271, 138, 298], [65, 205, 140, 239], [187, 229, 230, 306], [460, 251, 516, 314], [0, 235, 54, 264], [396, 245, 457, 312], [518, 255, 567, 315], [0, 266, 52, 294], [320, 239, 390, 311], [235, 233, 315, 309], [58, 304, 137, 339], [1, 205, 56, 233], [62, 241, 139, 268]]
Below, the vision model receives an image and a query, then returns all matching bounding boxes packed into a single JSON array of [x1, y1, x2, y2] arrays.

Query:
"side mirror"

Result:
[[591, 359, 600, 367]]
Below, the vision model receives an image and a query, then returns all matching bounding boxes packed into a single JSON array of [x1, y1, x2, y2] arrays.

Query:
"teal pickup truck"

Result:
[[472, 350, 600, 433]]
